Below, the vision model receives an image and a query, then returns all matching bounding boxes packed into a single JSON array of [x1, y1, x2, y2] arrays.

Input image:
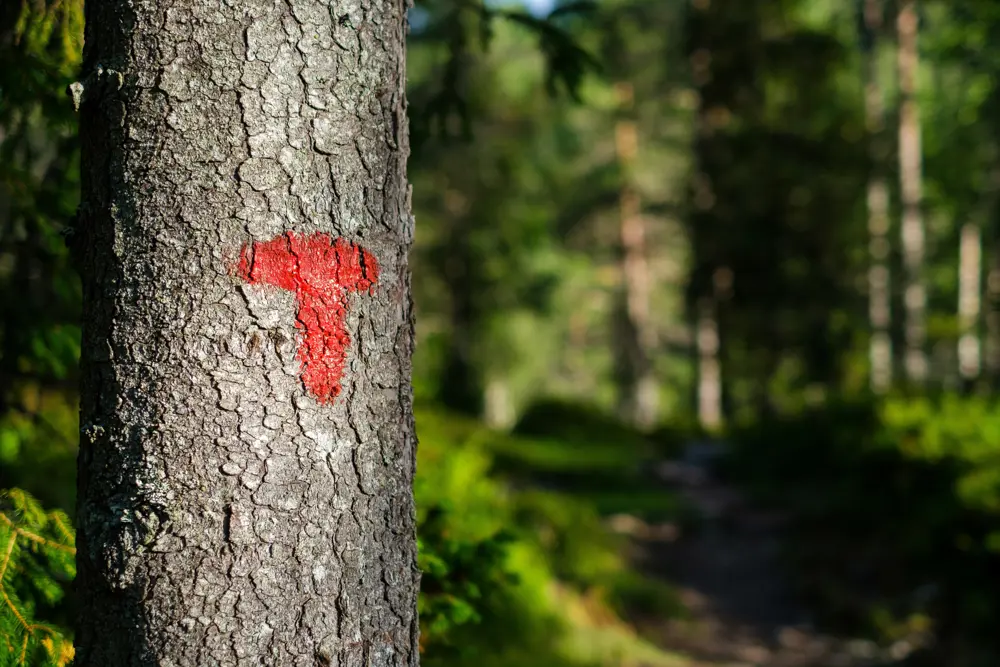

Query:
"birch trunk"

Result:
[[897, 0, 927, 384], [73, 1, 418, 665], [958, 223, 982, 383]]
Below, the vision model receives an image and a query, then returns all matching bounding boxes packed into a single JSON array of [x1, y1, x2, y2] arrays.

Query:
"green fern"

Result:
[[0, 489, 75, 667]]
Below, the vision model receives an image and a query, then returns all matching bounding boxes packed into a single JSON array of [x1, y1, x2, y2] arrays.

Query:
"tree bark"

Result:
[[897, 0, 927, 385], [73, 1, 418, 665], [613, 81, 658, 430], [861, 0, 893, 393]]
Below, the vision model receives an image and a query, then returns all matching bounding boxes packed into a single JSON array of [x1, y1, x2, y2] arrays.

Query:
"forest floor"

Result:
[[622, 442, 893, 667]]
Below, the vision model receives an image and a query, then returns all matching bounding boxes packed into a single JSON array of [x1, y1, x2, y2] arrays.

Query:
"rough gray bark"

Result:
[[72, 0, 418, 665]]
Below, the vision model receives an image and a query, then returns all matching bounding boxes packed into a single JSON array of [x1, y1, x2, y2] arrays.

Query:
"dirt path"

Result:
[[621, 442, 893, 667]]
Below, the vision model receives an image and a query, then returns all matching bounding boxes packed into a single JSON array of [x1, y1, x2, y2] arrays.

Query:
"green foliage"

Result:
[[0, 400, 78, 517], [409, 0, 597, 145], [0, 489, 74, 667], [418, 506, 516, 645], [515, 399, 652, 452], [8, 0, 83, 75], [507, 400, 695, 523], [414, 405, 581, 663], [512, 488, 622, 587], [408, 16, 576, 416], [604, 570, 688, 622], [882, 395, 1000, 513], [413, 404, 685, 666]]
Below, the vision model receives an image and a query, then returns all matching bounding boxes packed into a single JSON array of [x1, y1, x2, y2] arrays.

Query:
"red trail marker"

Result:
[[237, 231, 379, 404]]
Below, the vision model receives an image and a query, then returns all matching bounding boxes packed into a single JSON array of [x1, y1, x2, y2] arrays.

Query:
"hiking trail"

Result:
[[616, 442, 915, 667]]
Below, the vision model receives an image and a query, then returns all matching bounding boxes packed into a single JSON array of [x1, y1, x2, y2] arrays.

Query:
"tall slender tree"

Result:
[[73, 0, 419, 664], [958, 220, 983, 384], [861, 0, 893, 392], [613, 80, 659, 429], [687, 0, 723, 429], [897, 0, 928, 384]]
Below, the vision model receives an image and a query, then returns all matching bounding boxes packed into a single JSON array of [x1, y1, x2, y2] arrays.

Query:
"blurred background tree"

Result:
[[6, 0, 1000, 665]]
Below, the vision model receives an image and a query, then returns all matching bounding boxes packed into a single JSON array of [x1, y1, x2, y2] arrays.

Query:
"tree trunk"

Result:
[[687, 0, 727, 430], [482, 376, 515, 430], [696, 296, 722, 430], [958, 223, 982, 385], [73, 1, 418, 665], [897, 0, 927, 385], [861, 0, 893, 393], [613, 81, 658, 430]]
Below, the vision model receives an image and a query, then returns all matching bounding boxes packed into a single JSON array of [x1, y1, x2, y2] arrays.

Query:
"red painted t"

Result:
[[237, 232, 379, 404]]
